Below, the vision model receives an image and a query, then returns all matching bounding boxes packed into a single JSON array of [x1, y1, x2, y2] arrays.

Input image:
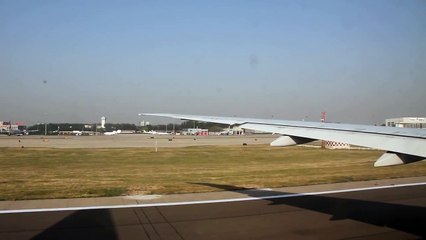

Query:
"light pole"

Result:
[[42, 80, 47, 136]]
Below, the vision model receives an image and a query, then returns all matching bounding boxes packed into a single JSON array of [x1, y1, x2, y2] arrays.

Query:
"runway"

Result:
[[0, 134, 277, 148], [1, 181, 425, 240]]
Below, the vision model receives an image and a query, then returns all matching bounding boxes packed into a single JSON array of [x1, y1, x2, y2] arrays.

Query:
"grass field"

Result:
[[0, 145, 425, 200]]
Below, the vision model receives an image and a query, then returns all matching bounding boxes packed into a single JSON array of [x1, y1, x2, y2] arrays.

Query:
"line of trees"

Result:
[[25, 121, 229, 135], [26, 123, 140, 134]]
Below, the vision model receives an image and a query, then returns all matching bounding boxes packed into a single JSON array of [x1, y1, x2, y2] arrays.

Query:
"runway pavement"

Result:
[[0, 134, 277, 148], [1, 178, 425, 240]]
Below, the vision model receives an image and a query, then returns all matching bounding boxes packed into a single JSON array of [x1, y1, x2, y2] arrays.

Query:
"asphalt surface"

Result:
[[0, 134, 277, 148], [1, 183, 425, 240]]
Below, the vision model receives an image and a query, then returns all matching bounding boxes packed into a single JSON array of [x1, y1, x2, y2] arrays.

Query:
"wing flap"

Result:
[[241, 123, 426, 158]]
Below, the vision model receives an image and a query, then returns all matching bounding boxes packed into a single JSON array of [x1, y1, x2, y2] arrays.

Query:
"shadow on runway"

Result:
[[31, 209, 118, 240], [21, 183, 425, 239], [192, 182, 426, 238]]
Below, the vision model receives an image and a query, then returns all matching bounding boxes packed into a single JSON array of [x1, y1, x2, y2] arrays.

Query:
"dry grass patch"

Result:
[[0, 145, 425, 200]]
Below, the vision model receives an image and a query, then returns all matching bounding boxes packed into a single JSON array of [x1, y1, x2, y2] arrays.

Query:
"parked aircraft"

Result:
[[142, 130, 171, 135], [104, 130, 121, 136], [141, 113, 426, 167], [72, 130, 82, 136]]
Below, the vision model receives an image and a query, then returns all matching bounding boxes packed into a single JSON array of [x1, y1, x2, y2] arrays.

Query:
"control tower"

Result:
[[101, 116, 106, 128]]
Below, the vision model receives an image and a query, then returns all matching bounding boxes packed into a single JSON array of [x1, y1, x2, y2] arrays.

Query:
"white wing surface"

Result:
[[141, 113, 426, 167]]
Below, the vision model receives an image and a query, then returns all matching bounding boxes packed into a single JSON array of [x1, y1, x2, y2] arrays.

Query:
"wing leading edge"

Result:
[[141, 113, 426, 167]]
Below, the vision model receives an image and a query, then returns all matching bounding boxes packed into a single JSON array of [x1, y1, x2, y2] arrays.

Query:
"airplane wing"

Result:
[[141, 113, 426, 167]]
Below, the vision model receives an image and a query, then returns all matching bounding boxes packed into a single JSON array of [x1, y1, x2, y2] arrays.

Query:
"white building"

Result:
[[0, 121, 23, 135], [385, 117, 426, 129], [183, 128, 208, 135], [140, 121, 150, 127]]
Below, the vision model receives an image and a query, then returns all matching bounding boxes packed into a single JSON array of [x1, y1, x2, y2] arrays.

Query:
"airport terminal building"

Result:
[[385, 117, 426, 129]]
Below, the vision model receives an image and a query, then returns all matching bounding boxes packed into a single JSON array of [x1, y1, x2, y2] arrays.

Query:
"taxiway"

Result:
[[1, 177, 425, 239]]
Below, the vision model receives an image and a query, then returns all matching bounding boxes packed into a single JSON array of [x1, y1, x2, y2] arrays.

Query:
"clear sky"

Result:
[[1, 0, 425, 125]]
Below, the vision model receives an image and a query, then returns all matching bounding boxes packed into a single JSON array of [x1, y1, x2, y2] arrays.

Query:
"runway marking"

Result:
[[1, 182, 425, 214]]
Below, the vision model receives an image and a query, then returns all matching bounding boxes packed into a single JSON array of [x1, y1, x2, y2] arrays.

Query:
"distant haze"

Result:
[[1, 1, 425, 125]]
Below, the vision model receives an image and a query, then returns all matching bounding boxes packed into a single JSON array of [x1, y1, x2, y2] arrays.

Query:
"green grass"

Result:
[[0, 145, 425, 200]]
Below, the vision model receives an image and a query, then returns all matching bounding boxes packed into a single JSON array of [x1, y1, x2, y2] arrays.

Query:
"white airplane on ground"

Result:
[[141, 113, 426, 167], [72, 130, 82, 136], [104, 130, 121, 136], [142, 130, 171, 135]]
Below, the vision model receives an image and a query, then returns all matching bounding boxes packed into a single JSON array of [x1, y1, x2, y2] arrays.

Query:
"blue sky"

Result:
[[1, 0, 425, 125]]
